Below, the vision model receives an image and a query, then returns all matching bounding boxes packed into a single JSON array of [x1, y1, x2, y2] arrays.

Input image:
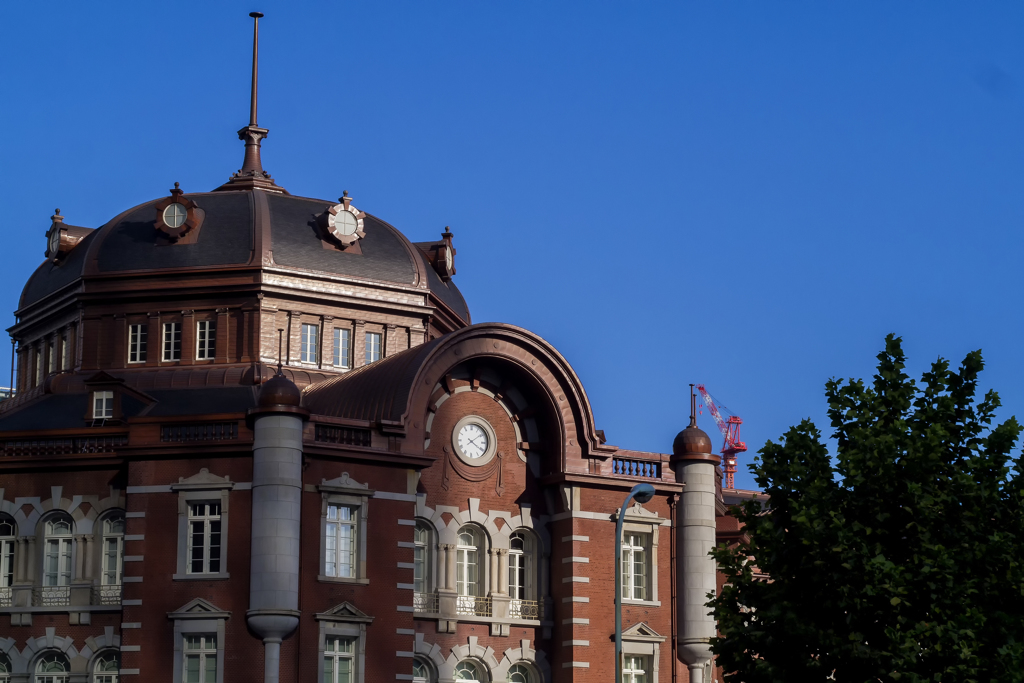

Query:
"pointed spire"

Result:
[[213, 11, 288, 194]]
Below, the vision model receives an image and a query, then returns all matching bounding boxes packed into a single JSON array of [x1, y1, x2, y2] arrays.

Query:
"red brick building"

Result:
[[0, 15, 743, 683]]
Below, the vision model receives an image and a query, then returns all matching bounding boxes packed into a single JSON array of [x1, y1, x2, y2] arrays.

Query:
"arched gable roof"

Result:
[[302, 323, 616, 463]]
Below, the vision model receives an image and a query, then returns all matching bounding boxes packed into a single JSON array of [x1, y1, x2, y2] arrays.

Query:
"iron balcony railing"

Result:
[[94, 584, 122, 606], [413, 592, 439, 613], [34, 586, 70, 606], [509, 599, 541, 620], [455, 595, 492, 617]]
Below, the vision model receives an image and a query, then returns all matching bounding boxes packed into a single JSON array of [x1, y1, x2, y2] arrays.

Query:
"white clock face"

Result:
[[457, 423, 489, 459]]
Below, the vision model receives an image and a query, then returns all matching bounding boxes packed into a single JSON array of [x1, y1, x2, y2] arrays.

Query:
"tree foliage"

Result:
[[709, 335, 1024, 683]]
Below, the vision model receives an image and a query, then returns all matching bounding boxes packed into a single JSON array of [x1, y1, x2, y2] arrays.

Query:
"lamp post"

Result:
[[615, 482, 656, 683]]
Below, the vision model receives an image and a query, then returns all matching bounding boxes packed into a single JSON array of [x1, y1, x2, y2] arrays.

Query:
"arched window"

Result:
[[412, 656, 434, 683], [0, 516, 16, 593], [94, 651, 120, 683], [101, 513, 125, 590], [43, 516, 73, 586], [454, 660, 486, 683], [35, 652, 70, 683], [507, 664, 532, 683], [508, 530, 539, 619], [0, 652, 11, 683], [456, 527, 481, 597], [413, 521, 433, 594]]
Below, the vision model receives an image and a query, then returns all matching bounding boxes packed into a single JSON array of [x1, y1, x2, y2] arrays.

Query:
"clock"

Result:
[[451, 415, 497, 465], [47, 225, 61, 257], [46, 209, 66, 262]]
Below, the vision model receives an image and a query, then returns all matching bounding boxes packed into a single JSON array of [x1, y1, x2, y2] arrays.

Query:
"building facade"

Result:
[[0, 19, 740, 683]]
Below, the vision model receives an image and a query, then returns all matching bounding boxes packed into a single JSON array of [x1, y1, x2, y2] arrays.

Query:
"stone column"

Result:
[[84, 536, 95, 580], [74, 536, 85, 580], [498, 549, 509, 595], [444, 544, 456, 590], [15, 538, 26, 583], [671, 417, 720, 679], [26, 537, 36, 583], [246, 373, 309, 683], [488, 549, 499, 595]]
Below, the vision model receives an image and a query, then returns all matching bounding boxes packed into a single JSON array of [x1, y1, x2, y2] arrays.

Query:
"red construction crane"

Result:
[[696, 384, 747, 489]]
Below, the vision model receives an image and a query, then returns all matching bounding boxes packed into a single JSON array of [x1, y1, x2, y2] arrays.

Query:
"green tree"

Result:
[[709, 335, 1024, 683]]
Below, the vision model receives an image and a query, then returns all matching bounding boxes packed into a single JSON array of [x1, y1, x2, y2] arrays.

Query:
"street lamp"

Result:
[[615, 482, 656, 683]]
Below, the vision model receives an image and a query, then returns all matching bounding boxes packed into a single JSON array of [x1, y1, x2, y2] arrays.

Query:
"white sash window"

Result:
[[43, 518, 73, 586], [323, 637, 355, 683], [183, 635, 217, 683], [621, 533, 649, 601], [187, 503, 222, 574], [325, 505, 357, 578]]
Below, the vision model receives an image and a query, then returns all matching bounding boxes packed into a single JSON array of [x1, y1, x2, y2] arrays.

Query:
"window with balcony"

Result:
[[364, 332, 381, 364], [93, 651, 120, 683], [301, 323, 319, 364], [187, 503, 222, 575], [99, 513, 124, 605], [34, 652, 70, 683], [93, 391, 114, 420], [333, 328, 351, 369], [42, 516, 73, 605], [413, 521, 435, 612], [456, 526, 489, 616], [621, 533, 649, 601], [162, 322, 182, 362], [325, 505, 357, 579], [0, 516, 15, 605], [128, 324, 147, 363], [508, 530, 539, 619], [196, 321, 215, 360]]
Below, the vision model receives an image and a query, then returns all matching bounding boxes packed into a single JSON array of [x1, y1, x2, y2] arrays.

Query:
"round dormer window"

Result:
[[335, 211, 358, 236], [163, 203, 187, 229]]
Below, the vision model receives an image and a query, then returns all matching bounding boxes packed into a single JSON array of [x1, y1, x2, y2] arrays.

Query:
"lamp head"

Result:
[[631, 483, 656, 504]]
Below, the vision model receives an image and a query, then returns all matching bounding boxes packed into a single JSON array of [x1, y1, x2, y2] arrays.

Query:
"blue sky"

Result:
[[2, 3, 1023, 489]]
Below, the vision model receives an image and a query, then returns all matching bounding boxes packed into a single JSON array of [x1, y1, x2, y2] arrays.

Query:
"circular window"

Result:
[[335, 210, 358, 236], [48, 228, 60, 256], [163, 203, 188, 229], [451, 415, 498, 466]]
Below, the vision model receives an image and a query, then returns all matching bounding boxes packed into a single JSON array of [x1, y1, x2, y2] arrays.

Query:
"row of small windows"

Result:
[[128, 321, 215, 364], [300, 324, 381, 368], [0, 650, 119, 683]]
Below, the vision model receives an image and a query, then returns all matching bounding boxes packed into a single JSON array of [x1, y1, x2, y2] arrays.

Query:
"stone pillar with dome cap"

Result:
[[671, 388, 720, 681], [245, 370, 309, 683]]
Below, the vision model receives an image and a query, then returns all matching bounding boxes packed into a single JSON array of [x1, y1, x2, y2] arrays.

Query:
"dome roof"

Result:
[[19, 188, 470, 322]]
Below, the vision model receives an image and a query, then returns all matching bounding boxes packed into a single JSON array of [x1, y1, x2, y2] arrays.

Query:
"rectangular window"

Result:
[[365, 332, 381, 365], [35, 347, 43, 385], [301, 323, 319, 364], [44, 537, 72, 586], [128, 324, 148, 363], [323, 636, 355, 683], [196, 321, 215, 360], [187, 503, 222, 574], [621, 533, 648, 600], [623, 655, 647, 683], [93, 391, 114, 420], [163, 322, 182, 362], [61, 332, 69, 370], [0, 537, 14, 588], [413, 525, 429, 593], [333, 328, 350, 369], [47, 340, 56, 373], [184, 635, 218, 683], [325, 505, 357, 578]]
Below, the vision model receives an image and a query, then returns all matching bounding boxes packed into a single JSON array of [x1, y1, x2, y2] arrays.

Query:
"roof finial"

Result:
[[276, 328, 284, 376], [212, 11, 288, 194], [689, 383, 697, 428]]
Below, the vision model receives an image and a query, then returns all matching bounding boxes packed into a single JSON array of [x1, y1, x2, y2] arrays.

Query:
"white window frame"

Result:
[[196, 320, 215, 360], [506, 663, 534, 683], [315, 602, 372, 683], [34, 652, 70, 683], [0, 651, 10, 683], [93, 649, 120, 683], [333, 328, 351, 369], [454, 660, 486, 683], [622, 656, 648, 683], [47, 340, 56, 374], [93, 391, 114, 420], [0, 517, 14, 589], [413, 521, 433, 594], [43, 516, 73, 587], [508, 530, 533, 601], [621, 532, 648, 601], [183, 634, 217, 683], [317, 479, 372, 584], [412, 657, 435, 683], [169, 599, 229, 683], [325, 505, 357, 579], [163, 322, 182, 362], [455, 526, 485, 615], [618, 510, 663, 606], [364, 332, 381, 365], [186, 502, 222, 575], [35, 346, 43, 386], [620, 622, 667, 683], [301, 323, 319, 364], [172, 473, 233, 581], [101, 514, 124, 587], [322, 635, 355, 683], [127, 324, 147, 364], [60, 332, 69, 371]]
